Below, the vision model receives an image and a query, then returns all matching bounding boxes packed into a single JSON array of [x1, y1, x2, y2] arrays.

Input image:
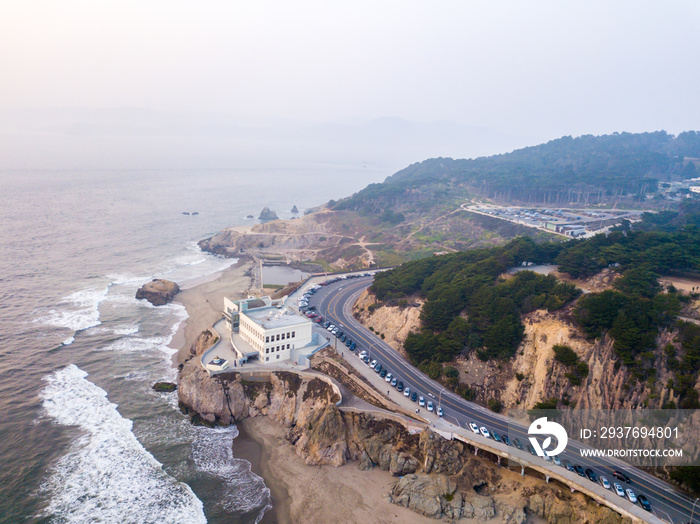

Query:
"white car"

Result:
[[437, 406, 443, 417], [625, 489, 637, 504], [552, 456, 561, 466], [358, 351, 367, 359], [469, 422, 480, 434], [614, 483, 625, 497], [385, 373, 393, 383], [418, 396, 426, 407], [600, 477, 611, 490], [427, 401, 434, 412], [404, 387, 411, 398], [479, 427, 491, 439], [369, 360, 377, 369]]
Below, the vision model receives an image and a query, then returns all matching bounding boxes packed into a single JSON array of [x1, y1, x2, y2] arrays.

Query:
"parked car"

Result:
[[384, 372, 392, 383], [396, 381, 403, 392], [390, 377, 398, 388], [512, 438, 524, 450], [411, 392, 418, 402], [419, 396, 426, 407], [369, 360, 377, 369], [437, 406, 443, 417], [527, 444, 537, 456], [613, 483, 625, 497], [625, 489, 637, 504], [379, 369, 387, 378], [469, 422, 480, 434], [490, 431, 501, 443], [637, 494, 651, 512], [362, 355, 370, 364], [600, 477, 611, 490], [375, 364, 382, 374], [404, 387, 411, 398], [612, 471, 631, 483], [585, 469, 598, 483], [573, 464, 585, 477], [479, 427, 491, 439], [427, 401, 434, 412], [501, 434, 510, 446], [552, 455, 561, 466]]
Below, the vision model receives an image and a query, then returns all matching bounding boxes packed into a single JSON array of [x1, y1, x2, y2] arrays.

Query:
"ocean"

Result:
[[0, 164, 384, 523]]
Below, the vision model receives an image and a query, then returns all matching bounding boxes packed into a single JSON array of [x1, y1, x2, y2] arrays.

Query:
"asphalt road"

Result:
[[302, 274, 699, 524]]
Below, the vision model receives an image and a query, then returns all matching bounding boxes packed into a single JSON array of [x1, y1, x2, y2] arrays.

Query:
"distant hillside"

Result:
[[333, 131, 700, 213]]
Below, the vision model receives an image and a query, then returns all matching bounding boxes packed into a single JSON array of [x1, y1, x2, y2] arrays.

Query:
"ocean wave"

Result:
[[33, 286, 109, 333], [40, 365, 207, 524]]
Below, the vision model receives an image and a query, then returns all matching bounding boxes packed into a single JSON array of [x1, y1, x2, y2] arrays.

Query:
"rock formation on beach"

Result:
[[135, 279, 180, 306], [291, 205, 299, 214], [258, 207, 279, 221], [177, 354, 631, 523]]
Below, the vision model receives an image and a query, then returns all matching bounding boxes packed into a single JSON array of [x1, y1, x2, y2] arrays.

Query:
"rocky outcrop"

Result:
[[258, 207, 279, 221], [389, 473, 457, 519], [152, 381, 177, 392], [135, 279, 180, 306], [291, 205, 299, 214], [188, 328, 219, 357]]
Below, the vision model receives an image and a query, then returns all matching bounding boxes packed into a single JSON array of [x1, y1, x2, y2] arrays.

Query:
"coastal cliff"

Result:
[[177, 353, 631, 523]]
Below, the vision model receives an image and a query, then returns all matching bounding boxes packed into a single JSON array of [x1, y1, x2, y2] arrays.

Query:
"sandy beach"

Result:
[[170, 258, 254, 363]]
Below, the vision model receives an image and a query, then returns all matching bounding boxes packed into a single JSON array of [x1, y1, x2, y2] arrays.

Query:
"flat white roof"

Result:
[[244, 306, 310, 330]]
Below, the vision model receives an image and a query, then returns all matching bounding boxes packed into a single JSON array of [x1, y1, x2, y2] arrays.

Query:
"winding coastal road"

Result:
[[304, 274, 698, 524]]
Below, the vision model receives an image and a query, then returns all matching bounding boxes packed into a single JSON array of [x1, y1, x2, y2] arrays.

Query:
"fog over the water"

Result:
[[1, 1, 698, 170]]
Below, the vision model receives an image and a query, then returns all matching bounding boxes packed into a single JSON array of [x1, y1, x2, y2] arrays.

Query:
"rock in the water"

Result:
[[291, 205, 299, 214], [152, 381, 177, 392], [258, 207, 278, 221], [135, 279, 180, 306]]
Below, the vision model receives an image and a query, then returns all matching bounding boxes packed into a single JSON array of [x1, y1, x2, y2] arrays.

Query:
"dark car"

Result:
[[612, 470, 631, 483], [563, 460, 574, 472], [396, 381, 404, 392], [574, 465, 586, 477], [585, 468, 598, 483], [491, 431, 501, 443], [380, 369, 387, 378], [349, 342, 356, 350], [337, 331, 344, 338], [339, 335, 346, 342], [527, 444, 537, 456], [637, 494, 652, 512], [375, 363, 382, 373], [501, 434, 510, 446], [307, 305, 316, 310], [324, 321, 331, 328], [411, 391, 418, 402], [512, 438, 524, 450], [345, 339, 352, 347]]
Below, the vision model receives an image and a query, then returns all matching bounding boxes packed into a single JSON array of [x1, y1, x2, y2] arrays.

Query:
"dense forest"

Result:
[[369, 212, 700, 410], [334, 131, 700, 213]]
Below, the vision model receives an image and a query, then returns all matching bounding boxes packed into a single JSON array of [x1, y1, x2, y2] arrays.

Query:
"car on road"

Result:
[[359, 350, 367, 359], [562, 460, 574, 472], [375, 364, 382, 374], [391, 377, 398, 388], [349, 342, 356, 350], [419, 396, 426, 407], [411, 392, 418, 402], [315, 317, 323, 323], [501, 435, 510, 446], [340, 335, 346, 342], [512, 438, 524, 450], [491, 431, 501, 443], [404, 387, 411, 398], [396, 381, 403, 392], [612, 471, 631, 484], [625, 489, 637, 504], [599, 477, 611, 490], [385, 373, 392, 383], [380, 369, 387, 378], [469, 422, 480, 434], [427, 401, 434, 412], [437, 406, 443, 417], [637, 494, 651, 511], [369, 360, 377, 369], [585, 469, 598, 483], [362, 355, 370, 364], [323, 321, 331, 328], [345, 339, 352, 346], [527, 444, 537, 456], [573, 464, 585, 477], [613, 483, 625, 497], [552, 456, 561, 466], [479, 427, 491, 439]]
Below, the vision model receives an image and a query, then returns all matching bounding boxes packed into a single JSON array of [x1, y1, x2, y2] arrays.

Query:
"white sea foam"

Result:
[[34, 286, 109, 332], [190, 426, 271, 519], [40, 365, 207, 524]]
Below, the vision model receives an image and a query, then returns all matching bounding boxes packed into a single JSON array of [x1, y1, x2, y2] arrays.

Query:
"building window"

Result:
[[266, 356, 269, 361], [265, 336, 269, 343], [276, 355, 279, 359], [276, 334, 280, 341], [292, 331, 295, 338], [266, 348, 269, 354], [286, 343, 290, 349]]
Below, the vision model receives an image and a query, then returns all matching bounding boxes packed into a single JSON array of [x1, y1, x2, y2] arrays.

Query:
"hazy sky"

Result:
[[2, 1, 699, 138]]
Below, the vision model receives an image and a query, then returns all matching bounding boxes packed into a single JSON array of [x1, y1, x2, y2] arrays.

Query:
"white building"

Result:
[[223, 296, 317, 365]]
